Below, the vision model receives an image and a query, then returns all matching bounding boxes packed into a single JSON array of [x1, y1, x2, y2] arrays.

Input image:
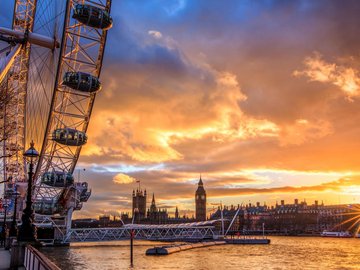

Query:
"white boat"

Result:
[[321, 231, 352, 238]]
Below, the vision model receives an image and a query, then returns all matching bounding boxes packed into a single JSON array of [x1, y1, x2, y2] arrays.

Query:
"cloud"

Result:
[[294, 52, 360, 99], [164, 0, 187, 16], [148, 30, 162, 39], [83, 23, 284, 165], [3, 1, 360, 217], [208, 176, 360, 197], [278, 119, 333, 146], [76, 1, 360, 217], [113, 173, 136, 184]]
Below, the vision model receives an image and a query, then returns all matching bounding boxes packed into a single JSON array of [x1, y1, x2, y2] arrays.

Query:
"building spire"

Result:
[[198, 174, 203, 186]]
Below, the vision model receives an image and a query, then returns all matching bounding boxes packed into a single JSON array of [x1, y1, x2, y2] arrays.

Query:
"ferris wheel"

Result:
[[0, 0, 112, 239]]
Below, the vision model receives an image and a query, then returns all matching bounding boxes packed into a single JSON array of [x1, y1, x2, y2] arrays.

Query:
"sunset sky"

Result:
[[2, 0, 360, 218]]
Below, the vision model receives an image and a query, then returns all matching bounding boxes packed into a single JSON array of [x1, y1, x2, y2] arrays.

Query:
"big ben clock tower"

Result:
[[195, 176, 206, 221]]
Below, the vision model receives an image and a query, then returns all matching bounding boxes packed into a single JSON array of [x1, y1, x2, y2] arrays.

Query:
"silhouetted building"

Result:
[[209, 199, 359, 235], [99, 215, 111, 227], [132, 188, 147, 222], [147, 193, 168, 224], [195, 176, 206, 221]]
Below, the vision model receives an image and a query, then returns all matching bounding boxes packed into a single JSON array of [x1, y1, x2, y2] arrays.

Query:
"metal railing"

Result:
[[24, 245, 60, 270]]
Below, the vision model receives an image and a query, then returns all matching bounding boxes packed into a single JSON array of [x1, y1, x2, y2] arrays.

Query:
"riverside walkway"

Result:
[[0, 248, 11, 270]]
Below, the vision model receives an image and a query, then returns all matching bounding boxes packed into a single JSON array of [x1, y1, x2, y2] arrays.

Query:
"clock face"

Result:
[[196, 195, 199, 200], [201, 195, 205, 200]]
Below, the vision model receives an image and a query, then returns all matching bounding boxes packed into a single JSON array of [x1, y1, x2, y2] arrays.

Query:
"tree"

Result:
[[0, 79, 15, 158]]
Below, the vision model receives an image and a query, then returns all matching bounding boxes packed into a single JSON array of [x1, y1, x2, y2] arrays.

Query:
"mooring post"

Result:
[[130, 229, 134, 267]]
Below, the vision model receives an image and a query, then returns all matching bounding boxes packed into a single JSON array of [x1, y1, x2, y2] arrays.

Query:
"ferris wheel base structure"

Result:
[[0, 27, 59, 49], [0, 0, 113, 244]]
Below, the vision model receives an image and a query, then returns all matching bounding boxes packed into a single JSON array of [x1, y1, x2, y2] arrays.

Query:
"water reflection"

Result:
[[41, 237, 360, 270]]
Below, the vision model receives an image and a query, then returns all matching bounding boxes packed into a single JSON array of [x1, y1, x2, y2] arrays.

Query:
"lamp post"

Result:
[[17, 141, 39, 242], [130, 208, 138, 267], [1, 200, 9, 247], [9, 190, 20, 237]]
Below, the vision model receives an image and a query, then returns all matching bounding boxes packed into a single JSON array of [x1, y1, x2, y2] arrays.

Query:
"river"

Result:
[[41, 237, 360, 270]]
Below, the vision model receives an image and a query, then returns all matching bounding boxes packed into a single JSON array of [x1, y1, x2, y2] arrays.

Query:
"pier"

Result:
[[146, 241, 226, 255], [226, 238, 270, 245], [146, 237, 270, 256]]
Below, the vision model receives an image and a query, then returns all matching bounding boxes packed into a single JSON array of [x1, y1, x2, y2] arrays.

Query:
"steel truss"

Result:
[[0, 0, 37, 220], [63, 226, 217, 243], [1, 0, 112, 241], [34, 1, 111, 223], [3, 0, 37, 186]]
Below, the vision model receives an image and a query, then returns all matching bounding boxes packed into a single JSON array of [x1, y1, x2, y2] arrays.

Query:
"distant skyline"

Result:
[[2, 0, 360, 218]]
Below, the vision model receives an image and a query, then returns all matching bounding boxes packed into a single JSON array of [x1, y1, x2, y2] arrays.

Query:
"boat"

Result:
[[321, 231, 352, 238]]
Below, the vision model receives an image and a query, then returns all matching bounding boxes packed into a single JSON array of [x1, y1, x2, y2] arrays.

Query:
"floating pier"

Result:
[[146, 241, 226, 255], [226, 238, 271, 245], [146, 237, 271, 255]]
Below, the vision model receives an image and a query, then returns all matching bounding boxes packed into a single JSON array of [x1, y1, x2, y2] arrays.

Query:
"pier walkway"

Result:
[[64, 220, 220, 243]]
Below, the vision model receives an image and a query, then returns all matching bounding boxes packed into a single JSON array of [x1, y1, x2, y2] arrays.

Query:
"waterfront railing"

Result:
[[24, 245, 60, 270]]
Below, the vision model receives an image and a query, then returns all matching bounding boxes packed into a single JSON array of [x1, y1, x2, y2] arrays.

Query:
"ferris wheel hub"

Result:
[[0, 27, 59, 50]]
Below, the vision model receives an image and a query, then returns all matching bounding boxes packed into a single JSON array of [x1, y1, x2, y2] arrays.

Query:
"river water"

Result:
[[41, 237, 360, 270]]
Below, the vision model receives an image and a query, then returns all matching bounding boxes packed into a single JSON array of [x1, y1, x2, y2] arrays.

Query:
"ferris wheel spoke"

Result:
[[35, 10, 65, 36], [30, 46, 56, 77], [26, 43, 57, 145], [34, 2, 52, 32]]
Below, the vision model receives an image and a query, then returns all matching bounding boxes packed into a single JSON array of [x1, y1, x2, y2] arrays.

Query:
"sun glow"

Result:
[[334, 204, 360, 237]]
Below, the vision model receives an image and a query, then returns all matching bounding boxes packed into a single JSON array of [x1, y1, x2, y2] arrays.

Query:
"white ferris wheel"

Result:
[[0, 0, 112, 241]]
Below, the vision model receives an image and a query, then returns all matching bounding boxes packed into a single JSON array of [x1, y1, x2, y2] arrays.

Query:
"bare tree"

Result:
[[0, 80, 15, 158]]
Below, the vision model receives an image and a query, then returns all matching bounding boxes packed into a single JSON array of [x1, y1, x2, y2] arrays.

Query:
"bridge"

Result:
[[60, 220, 222, 243]]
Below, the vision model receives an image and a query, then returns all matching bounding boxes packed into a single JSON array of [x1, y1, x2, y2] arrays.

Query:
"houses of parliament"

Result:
[[129, 176, 207, 224]]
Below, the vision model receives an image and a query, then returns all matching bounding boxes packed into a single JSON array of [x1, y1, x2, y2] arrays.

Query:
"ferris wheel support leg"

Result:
[[65, 207, 74, 234], [0, 44, 21, 84]]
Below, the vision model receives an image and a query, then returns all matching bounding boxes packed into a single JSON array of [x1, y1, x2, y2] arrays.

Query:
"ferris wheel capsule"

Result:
[[33, 199, 63, 215], [53, 128, 88, 146], [72, 4, 113, 30], [41, 171, 74, 187], [63, 72, 101, 92]]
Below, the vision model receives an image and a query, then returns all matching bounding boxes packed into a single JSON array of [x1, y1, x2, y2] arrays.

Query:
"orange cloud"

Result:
[[207, 176, 360, 198], [279, 119, 332, 146], [294, 52, 360, 99], [113, 173, 136, 184], [74, 3, 360, 217]]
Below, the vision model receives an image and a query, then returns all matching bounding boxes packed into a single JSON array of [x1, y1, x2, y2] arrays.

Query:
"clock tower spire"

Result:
[[195, 175, 206, 221]]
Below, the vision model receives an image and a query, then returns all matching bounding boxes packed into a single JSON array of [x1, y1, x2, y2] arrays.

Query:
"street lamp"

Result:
[[9, 190, 20, 237], [18, 141, 39, 242], [1, 199, 9, 248]]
